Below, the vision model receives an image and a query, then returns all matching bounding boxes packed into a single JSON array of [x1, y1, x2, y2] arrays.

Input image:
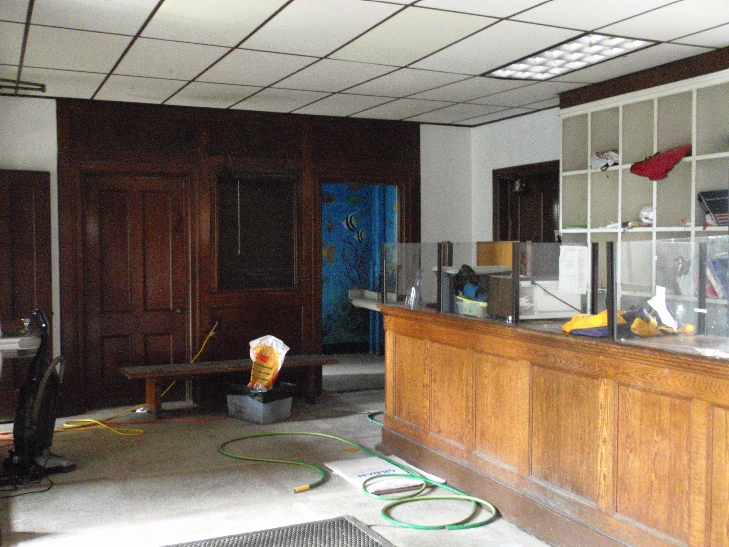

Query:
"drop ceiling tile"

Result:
[[115, 38, 227, 80], [473, 81, 582, 107], [523, 97, 560, 109], [515, 0, 675, 31], [0, 22, 24, 65], [32, 0, 158, 35], [410, 76, 530, 102], [198, 49, 317, 87], [600, 0, 729, 41], [550, 43, 713, 84], [417, 0, 553, 18], [412, 20, 581, 75], [275, 59, 396, 92], [95, 74, 187, 104], [331, 6, 496, 66], [16, 67, 107, 98], [294, 93, 394, 116], [243, 0, 402, 57], [351, 97, 452, 120], [346, 68, 469, 97], [408, 102, 507, 124], [24, 26, 133, 73], [143, 0, 290, 47], [232, 87, 330, 112], [460, 107, 536, 125], [166, 81, 260, 109], [673, 23, 729, 48], [0, 0, 29, 22]]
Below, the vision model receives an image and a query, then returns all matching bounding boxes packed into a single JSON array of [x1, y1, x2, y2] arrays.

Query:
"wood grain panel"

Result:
[[143, 190, 174, 310], [711, 406, 729, 547], [474, 352, 530, 475], [617, 385, 690, 542], [429, 342, 472, 449], [689, 400, 709, 547], [99, 190, 131, 313], [532, 366, 601, 502], [597, 379, 617, 514], [392, 333, 429, 432]]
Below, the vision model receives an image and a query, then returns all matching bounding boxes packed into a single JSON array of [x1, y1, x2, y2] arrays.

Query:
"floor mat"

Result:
[[164, 516, 397, 547]]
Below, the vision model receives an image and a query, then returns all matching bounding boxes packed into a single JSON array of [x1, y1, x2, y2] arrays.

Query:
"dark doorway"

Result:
[[493, 160, 560, 242]]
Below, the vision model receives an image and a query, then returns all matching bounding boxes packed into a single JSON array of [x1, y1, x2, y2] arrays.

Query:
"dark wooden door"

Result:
[[0, 170, 52, 421], [83, 174, 189, 409], [494, 161, 560, 243]]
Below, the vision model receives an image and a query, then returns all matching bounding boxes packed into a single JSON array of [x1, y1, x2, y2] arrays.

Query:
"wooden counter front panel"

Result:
[[474, 353, 530, 475], [617, 386, 691, 542], [712, 406, 729, 546], [381, 307, 729, 547], [390, 333, 429, 433], [429, 342, 473, 450], [532, 366, 601, 503]]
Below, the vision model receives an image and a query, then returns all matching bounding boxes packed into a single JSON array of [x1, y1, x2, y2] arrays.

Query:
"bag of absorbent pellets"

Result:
[[248, 335, 290, 391]]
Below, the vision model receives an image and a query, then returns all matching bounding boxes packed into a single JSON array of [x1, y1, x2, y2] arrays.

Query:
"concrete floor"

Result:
[[0, 356, 550, 547]]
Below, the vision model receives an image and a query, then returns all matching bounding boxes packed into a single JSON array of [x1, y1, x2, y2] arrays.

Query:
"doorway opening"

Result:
[[321, 183, 397, 355], [493, 160, 560, 242]]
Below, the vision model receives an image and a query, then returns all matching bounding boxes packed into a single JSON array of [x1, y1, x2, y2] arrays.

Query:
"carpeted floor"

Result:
[[0, 357, 550, 547]]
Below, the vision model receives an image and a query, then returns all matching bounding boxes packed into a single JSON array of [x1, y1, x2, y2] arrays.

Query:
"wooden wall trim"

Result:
[[560, 46, 729, 109]]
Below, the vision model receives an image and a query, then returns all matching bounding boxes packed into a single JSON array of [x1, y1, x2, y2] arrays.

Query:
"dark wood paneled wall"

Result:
[[57, 99, 420, 414], [560, 45, 729, 108], [0, 169, 52, 419]]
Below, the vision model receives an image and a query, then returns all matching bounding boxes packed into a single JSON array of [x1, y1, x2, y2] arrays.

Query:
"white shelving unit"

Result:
[[560, 69, 729, 294]]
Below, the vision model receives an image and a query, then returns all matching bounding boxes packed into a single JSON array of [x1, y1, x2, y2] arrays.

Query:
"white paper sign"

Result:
[[559, 245, 590, 295], [325, 455, 444, 495]]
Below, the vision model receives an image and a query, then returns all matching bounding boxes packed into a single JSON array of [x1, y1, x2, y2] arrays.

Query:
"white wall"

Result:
[[419, 125, 472, 243], [0, 96, 60, 354], [420, 108, 562, 243], [470, 108, 561, 240]]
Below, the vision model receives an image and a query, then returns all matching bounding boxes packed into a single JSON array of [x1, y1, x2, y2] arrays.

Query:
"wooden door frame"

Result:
[[492, 160, 560, 242], [58, 155, 200, 415]]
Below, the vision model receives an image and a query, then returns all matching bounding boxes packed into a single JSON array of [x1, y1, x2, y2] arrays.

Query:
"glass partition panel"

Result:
[[517, 242, 591, 322], [616, 235, 729, 358], [382, 243, 439, 310]]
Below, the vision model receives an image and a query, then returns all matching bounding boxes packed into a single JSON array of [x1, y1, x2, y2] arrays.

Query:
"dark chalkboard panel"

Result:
[[217, 173, 297, 290]]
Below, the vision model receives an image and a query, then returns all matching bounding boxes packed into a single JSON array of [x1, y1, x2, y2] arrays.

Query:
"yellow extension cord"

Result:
[[57, 322, 219, 437]]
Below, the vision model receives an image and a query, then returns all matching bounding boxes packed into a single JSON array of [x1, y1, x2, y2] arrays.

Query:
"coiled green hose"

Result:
[[217, 416, 498, 530]]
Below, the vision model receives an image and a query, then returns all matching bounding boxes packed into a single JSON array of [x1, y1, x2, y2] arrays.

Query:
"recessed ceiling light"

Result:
[[483, 34, 654, 81]]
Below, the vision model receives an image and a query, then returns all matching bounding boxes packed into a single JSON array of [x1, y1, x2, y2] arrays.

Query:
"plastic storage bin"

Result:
[[226, 382, 295, 424], [456, 296, 488, 318]]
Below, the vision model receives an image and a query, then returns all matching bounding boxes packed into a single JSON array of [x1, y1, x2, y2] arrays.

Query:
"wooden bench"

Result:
[[119, 354, 338, 416]]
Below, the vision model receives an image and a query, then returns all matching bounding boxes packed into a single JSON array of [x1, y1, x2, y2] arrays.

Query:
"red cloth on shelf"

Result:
[[630, 144, 692, 180]]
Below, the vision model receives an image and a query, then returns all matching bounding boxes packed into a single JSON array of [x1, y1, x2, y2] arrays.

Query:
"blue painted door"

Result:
[[322, 183, 397, 354]]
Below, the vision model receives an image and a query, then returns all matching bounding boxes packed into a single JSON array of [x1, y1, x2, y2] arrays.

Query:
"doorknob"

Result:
[[174, 307, 186, 314]]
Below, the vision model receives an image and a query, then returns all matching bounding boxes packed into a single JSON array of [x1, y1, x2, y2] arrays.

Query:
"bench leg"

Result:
[[304, 365, 322, 404], [145, 379, 163, 417]]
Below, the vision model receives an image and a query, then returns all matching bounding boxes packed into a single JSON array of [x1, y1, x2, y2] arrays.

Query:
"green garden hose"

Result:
[[217, 427, 498, 530]]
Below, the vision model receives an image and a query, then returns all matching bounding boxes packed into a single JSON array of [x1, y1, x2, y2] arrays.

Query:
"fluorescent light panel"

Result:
[[484, 34, 653, 80]]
